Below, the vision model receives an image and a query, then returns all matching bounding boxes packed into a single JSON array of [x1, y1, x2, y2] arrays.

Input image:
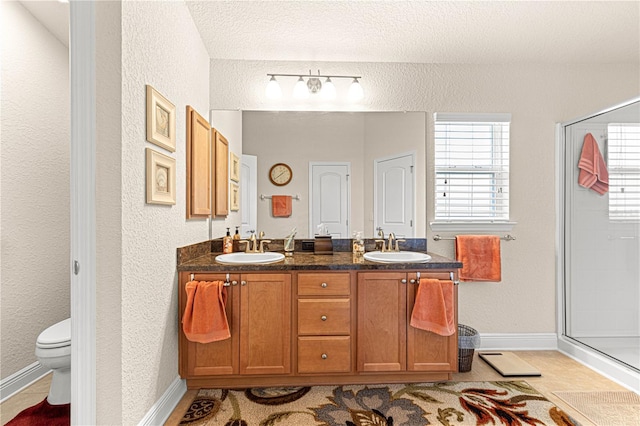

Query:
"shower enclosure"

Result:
[[558, 97, 640, 391]]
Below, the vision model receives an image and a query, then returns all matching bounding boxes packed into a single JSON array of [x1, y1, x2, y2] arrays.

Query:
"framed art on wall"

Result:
[[146, 148, 176, 205], [230, 151, 240, 182], [146, 85, 176, 152], [230, 182, 239, 211]]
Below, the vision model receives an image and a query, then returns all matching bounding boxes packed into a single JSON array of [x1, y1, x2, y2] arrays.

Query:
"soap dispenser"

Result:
[[223, 228, 233, 253], [233, 226, 240, 240]]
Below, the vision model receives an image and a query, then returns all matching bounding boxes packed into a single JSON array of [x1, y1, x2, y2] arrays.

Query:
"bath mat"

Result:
[[5, 397, 70, 426], [479, 351, 542, 376], [179, 380, 579, 425], [553, 390, 640, 426]]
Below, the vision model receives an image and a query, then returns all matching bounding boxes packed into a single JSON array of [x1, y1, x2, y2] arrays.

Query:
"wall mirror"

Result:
[[241, 111, 427, 238]]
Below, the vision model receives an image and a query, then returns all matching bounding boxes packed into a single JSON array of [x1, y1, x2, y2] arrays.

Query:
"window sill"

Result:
[[429, 221, 517, 233]]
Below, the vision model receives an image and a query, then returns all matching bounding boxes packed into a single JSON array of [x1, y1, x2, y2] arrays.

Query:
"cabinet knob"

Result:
[[321, 315, 327, 321], [409, 279, 416, 284], [401, 279, 407, 284], [241, 281, 247, 286], [321, 353, 328, 360], [321, 282, 328, 288], [231, 280, 238, 286]]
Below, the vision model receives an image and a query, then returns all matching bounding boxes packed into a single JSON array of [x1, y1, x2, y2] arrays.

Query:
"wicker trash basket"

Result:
[[458, 324, 480, 372]]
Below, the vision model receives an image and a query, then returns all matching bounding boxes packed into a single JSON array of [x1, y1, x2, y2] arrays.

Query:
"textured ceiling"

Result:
[[17, 1, 640, 64], [186, 0, 640, 64]]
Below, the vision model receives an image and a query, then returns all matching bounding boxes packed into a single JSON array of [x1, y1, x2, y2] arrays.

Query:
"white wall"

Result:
[[1, 1, 70, 380], [211, 59, 640, 335], [92, 1, 213, 423]]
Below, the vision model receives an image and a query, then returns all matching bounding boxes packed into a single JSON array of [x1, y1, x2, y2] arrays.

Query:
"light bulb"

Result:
[[293, 76, 309, 99], [265, 76, 282, 99], [321, 77, 337, 100], [348, 78, 364, 101]]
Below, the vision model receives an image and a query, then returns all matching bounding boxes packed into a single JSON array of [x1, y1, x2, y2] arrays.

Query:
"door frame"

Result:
[[70, 2, 96, 424], [373, 151, 416, 238]]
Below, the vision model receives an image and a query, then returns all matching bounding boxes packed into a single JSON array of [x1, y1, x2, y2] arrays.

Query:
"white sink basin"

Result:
[[215, 252, 285, 265], [363, 251, 431, 264]]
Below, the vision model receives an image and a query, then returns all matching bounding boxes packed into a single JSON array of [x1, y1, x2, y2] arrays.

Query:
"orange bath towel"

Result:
[[578, 133, 608, 195], [455, 235, 502, 282], [272, 195, 292, 217], [410, 279, 455, 336], [182, 281, 230, 343]]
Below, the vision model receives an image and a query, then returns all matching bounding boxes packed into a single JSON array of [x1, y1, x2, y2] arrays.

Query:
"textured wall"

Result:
[[210, 59, 639, 334], [118, 1, 212, 423], [1, 1, 70, 380]]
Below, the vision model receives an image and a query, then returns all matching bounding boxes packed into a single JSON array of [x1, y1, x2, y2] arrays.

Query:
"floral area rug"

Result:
[[179, 381, 579, 425]]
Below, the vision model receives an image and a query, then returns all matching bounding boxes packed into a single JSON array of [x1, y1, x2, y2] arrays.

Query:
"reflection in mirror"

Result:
[[241, 112, 426, 238]]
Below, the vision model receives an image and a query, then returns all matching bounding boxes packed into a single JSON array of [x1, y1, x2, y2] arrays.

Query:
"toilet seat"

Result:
[[36, 318, 71, 349]]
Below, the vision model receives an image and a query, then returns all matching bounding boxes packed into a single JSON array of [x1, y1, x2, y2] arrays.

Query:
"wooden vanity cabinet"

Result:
[[296, 272, 354, 374], [178, 272, 291, 380], [357, 271, 457, 374]]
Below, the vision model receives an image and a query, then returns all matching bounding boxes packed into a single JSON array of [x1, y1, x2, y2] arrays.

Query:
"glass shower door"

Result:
[[563, 100, 640, 372]]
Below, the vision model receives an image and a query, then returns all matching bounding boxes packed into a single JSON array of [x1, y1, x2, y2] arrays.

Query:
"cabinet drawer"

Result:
[[298, 336, 351, 373], [298, 299, 350, 335], [298, 273, 350, 296]]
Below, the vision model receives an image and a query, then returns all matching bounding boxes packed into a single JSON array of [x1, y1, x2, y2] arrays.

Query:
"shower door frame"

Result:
[[555, 96, 640, 393]]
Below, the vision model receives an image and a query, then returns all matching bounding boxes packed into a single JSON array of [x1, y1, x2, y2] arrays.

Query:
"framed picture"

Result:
[[230, 151, 240, 182], [230, 182, 239, 211], [146, 85, 176, 152], [146, 148, 176, 205]]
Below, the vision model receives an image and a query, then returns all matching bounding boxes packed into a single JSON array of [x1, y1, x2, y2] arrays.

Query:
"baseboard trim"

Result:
[[558, 336, 640, 393], [478, 333, 558, 350], [138, 376, 186, 426], [0, 362, 51, 403]]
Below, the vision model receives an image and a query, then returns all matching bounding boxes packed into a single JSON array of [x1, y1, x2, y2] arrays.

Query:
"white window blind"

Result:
[[434, 113, 510, 223], [608, 123, 640, 221]]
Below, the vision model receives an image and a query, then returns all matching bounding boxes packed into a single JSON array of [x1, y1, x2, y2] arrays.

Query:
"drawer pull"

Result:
[[321, 353, 328, 360], [321, 315, 327, 321], [321, 282, 328, 288]]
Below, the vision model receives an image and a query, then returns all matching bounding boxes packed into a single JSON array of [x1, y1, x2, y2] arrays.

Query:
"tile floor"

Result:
[[1, 351, 632, 425]]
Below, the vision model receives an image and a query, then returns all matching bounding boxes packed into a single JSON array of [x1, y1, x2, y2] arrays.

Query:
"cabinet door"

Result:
[[406, 272, 458, 372], [180, 273, 239, 377], [186, 107, 211, 218], [357, 272, 407, 372], [240, 273, 292, 375], [213, 130, 229, 217]]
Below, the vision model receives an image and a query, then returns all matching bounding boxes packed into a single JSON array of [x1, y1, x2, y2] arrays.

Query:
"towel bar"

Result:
[[260, 194, 301, 201], [189, 273, 232, 286], [433, 234, 515, 241]]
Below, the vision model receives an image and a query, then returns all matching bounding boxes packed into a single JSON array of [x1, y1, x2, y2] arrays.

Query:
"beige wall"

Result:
[[211, 59, 639, 335], [93, 1, 214, 423], [1, 1, 70, 381]]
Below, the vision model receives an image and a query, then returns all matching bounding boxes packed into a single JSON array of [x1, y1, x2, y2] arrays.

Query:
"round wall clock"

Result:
[[269, 163, 293, 186]]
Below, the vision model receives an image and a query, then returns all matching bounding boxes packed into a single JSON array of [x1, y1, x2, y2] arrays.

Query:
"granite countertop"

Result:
[[177, 239, 461, 272]]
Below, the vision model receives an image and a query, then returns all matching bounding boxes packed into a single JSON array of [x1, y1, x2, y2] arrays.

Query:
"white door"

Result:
[[374, 152, 415, 238], [309, 162, 350, 238], [240, 155, 257, 238]]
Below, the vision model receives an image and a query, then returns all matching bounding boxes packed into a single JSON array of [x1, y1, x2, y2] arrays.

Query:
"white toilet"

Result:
[[35, 318, 71, 405]]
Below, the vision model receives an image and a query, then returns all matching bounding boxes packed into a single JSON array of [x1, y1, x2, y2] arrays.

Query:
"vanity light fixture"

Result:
[[266, 70, 363, 101]]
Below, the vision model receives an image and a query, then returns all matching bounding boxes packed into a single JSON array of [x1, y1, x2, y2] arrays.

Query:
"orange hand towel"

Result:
[[410, 279, 455, 336], [272, 195, 292, 217], [182, 281, 230, 343], [455, 235, 501, 282], [578, 133, 608, 195]]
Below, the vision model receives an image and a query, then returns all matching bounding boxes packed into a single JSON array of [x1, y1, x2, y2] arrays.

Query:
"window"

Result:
[[433, 113, 511, 229], [608, 123, 640, 221]]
